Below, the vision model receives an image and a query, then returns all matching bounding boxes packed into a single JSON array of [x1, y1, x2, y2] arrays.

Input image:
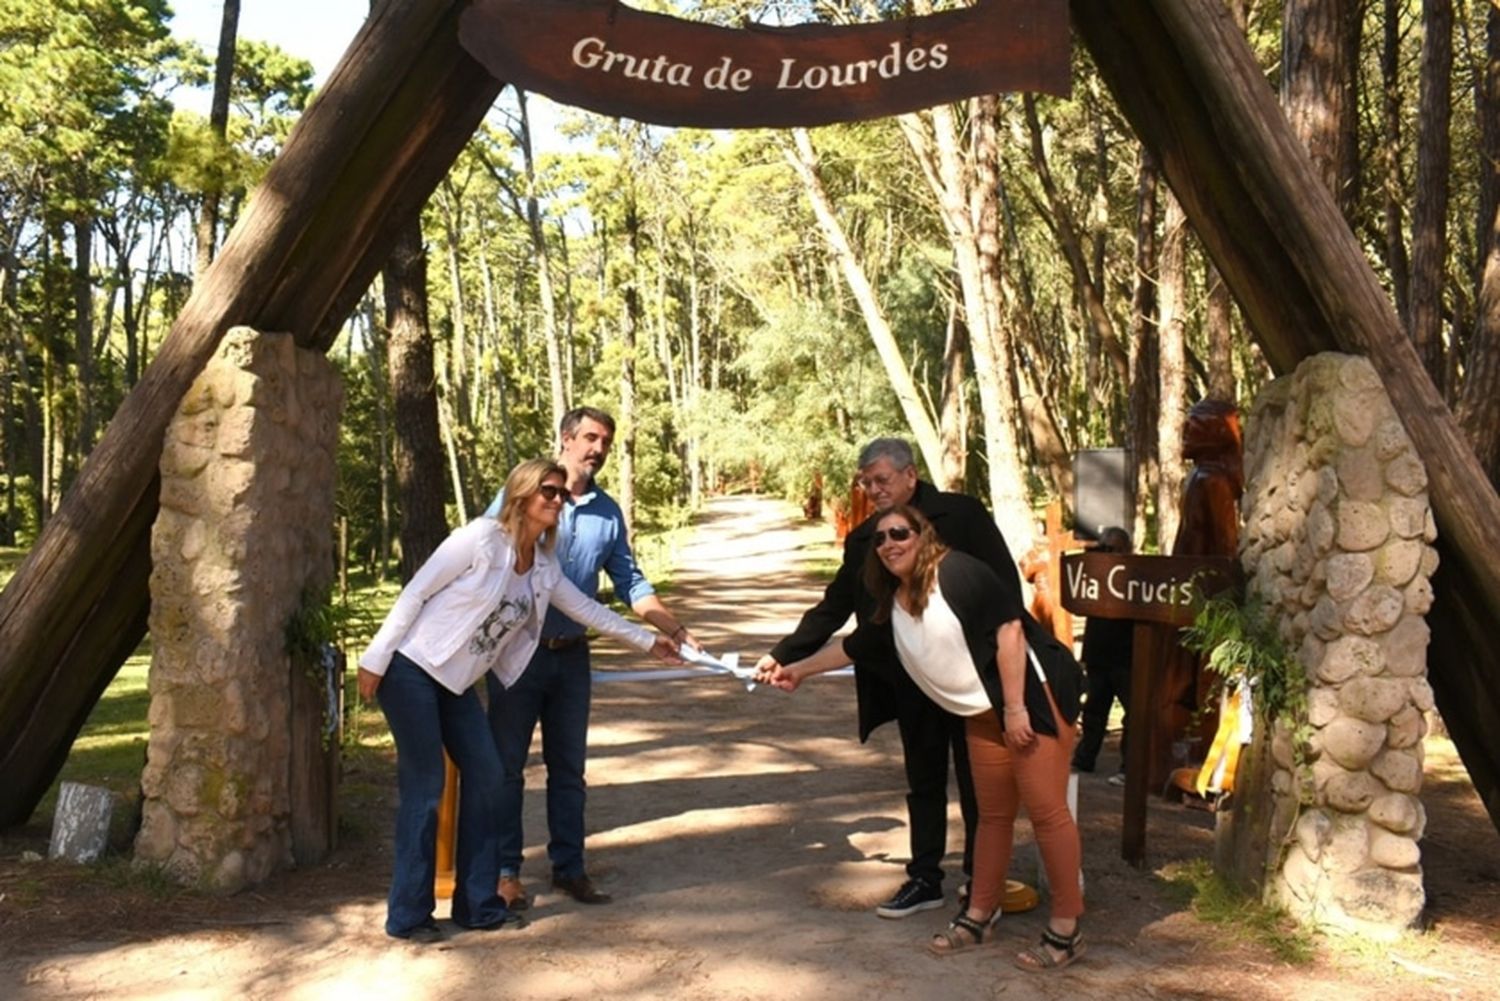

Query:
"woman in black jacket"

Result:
[[761, 504, 1085, 972]]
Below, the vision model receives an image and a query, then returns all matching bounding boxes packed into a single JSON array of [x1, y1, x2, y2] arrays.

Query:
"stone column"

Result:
[[1238, 352, 1435, 937], [135, 328, 343, 892]]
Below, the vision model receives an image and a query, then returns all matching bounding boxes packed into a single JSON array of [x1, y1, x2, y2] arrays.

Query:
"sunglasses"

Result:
[[537, 484, 566, 502], [873, 525, 916, 547]]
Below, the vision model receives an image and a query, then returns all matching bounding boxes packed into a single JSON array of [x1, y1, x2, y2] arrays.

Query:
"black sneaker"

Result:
[[874, 878, 944, 919], [389, 919, 445, 944]]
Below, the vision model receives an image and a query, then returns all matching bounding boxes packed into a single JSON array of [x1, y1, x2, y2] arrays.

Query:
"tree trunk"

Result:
[[1409, 0, 1454, 390], [938, 310, 967, 487], [983, 98, 1072, 504], [476, 230, 517, 471], [1382, 0, 1413, 322], [784, 128, 949, 488], [1281, 0, 1356, 211], [515, 89, 567, 432], [71, 215, 96, 459], [1156, 193, 1188, 551], [1129, 149, 1161, 549], [1023, 95, 1131, 388], [685, 219, 704, 508], [195, 0, 240, 278], [1205, 263, 1237, 402], [383, 222, 448, 579], [1456, 5, 1500, 480], [893, 108, 1032, 543], [620, 199, 641, 533]]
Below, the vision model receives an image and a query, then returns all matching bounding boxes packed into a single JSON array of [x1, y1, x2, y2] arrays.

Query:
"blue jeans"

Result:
[[486, 641, 592, 880], [378, 652, 511, 934]]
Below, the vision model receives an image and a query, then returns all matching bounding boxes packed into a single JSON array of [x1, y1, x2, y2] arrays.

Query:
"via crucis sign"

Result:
[[457, 0, 1071, 129], [1060, 552, 1239, 627]]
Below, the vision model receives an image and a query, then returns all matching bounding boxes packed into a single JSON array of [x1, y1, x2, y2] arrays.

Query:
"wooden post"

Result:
[[1044, 500, 1079, 646], [434, 755, 458, 899], [1060, 550, 1238, 865], [1121, 623, 1164, 866]]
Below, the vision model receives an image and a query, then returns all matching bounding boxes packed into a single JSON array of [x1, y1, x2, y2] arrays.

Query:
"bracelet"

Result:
[[1003, 706, 1028, 716], [671, 625, 687, 641]]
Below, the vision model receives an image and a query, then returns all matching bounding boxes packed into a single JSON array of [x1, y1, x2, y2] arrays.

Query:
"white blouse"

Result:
[[890, 579, 991, 717]]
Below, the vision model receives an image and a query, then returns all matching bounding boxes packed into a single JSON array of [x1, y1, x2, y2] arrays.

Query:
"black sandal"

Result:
[[1014, 924, 1085, 971], [928, 912, 995, 956]]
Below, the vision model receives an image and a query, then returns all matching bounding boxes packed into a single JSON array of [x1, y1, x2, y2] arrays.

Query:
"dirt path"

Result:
[[3, 495, 1498, 999]]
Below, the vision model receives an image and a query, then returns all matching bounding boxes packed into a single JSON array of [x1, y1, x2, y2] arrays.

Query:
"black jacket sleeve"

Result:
[[768, 531, 863, 664]]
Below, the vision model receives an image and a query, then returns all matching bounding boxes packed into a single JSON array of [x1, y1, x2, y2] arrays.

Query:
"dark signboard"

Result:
[[1059, 552, 1239, 626], [458, 0, 1071, 129]]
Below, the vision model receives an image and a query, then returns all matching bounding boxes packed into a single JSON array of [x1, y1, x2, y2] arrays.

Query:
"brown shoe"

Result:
[[498, 875, 530, 911], [551, 873, 612, 904]]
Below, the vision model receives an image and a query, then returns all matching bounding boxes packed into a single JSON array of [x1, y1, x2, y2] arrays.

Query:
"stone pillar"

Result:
[[135, 328, 343, 892], [1238, 352, 1435, 938]]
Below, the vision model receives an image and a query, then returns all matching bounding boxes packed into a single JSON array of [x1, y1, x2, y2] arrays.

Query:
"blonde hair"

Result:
[[496, 458, 567, 551]]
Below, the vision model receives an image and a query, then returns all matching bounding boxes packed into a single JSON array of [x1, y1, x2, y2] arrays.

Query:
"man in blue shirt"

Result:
[[484, 406, 699, 908]]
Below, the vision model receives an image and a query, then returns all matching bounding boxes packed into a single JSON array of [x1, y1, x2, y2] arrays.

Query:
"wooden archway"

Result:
[[2, 0, 1498, 838]]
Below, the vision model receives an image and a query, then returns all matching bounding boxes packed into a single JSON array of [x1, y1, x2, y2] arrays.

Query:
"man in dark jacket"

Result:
[[755, 438, 1025, 918]]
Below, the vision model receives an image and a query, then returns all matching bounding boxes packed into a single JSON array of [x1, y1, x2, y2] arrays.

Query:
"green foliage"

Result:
[[284, 586, 340, 662], [95, 856, 180, 898], [33, 653, 151, 828], [1183, 591, 1304, 730], [1159, 859, 1318, 965], [0, 545, 26, 589], [1183, 589, 1313, 798]]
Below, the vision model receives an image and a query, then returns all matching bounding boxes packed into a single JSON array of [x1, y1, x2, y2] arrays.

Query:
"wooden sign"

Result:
[[457, 0, 1071, 129], [1059, 550, 1239, 866], [1059, 552, 1239, 626]]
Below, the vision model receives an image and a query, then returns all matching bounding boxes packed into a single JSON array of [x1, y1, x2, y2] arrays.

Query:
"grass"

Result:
[[1158, 859, 1318, 964], [17, 572, 404, 838], [37, 651, 154, 825], [0, 545, 24, 589]]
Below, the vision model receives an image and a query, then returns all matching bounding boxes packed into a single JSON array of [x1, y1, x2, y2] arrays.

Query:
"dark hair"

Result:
[[863, 504, 948, 623], [856, 437, 916, 472], [1098, 526, 1133, 553], [560, 406, 616, 438]]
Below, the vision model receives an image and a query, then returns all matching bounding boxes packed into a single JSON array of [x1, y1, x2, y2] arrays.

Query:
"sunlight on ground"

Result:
[[589, 742, 820, 784], [588, 802, 799, 851], [584, 719, 675, 748], [1422, 734, 1469, 783]]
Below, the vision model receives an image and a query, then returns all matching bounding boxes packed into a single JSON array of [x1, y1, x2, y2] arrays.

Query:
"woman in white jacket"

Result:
[[358, 458, 680, 942]]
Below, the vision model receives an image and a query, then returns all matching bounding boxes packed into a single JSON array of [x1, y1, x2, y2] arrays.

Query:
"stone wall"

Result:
[[135, 328, 343, 892], [1239, 352, 1435, 937]]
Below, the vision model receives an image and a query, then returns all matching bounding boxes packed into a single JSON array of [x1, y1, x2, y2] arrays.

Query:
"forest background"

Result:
[[3, 0, 1500, 589]]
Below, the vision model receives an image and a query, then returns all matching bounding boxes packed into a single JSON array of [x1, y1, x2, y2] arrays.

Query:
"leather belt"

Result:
[[541, 634, 588, 651]]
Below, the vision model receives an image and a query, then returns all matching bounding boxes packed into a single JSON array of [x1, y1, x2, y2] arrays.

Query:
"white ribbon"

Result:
[[591, 647, 855, 690], [594, 647, 759, 690]]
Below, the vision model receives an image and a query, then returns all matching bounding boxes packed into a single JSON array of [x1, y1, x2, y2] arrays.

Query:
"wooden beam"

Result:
[[1071, 0, 1500, 834]]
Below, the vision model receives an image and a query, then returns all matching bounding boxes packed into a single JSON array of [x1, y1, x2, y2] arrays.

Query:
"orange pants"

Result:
[[964, 693, 1083, 921]]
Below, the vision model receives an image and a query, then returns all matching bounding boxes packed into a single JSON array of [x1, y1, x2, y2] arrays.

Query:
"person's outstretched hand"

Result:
[[753, 655, 782, 687], [651, 633, 685, 664], [754, 657, 803, 692]]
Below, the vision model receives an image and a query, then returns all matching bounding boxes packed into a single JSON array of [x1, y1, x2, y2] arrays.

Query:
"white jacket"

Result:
[[359, 518, 654, 694]]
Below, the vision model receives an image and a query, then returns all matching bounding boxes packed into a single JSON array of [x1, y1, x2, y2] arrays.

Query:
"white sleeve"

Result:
[[358, 520, 484, 675], [547, 574, 655, 652]]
